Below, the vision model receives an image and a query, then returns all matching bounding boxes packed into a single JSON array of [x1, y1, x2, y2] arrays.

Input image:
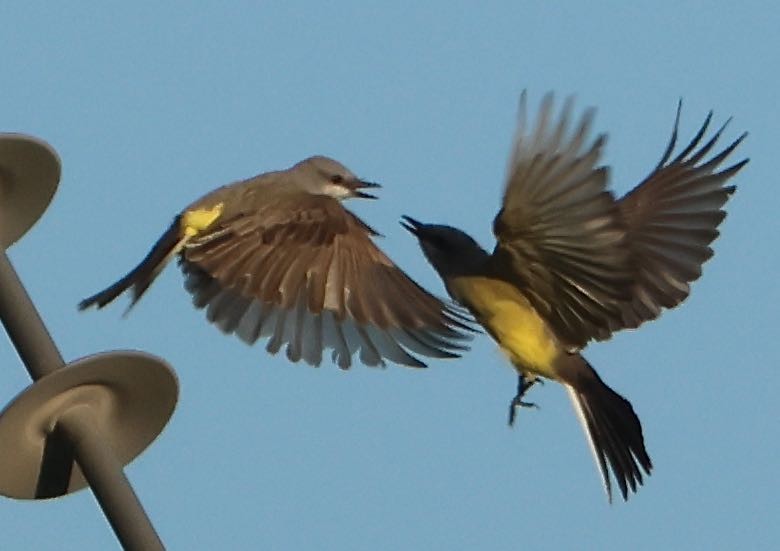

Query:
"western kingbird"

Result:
[[80, 156, 472, 369], [402, 92, 747, 501]]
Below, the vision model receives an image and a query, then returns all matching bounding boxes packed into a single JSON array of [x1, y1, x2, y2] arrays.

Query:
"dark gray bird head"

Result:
[[291, 155, 381, 200], [401, 215, 490, 277]]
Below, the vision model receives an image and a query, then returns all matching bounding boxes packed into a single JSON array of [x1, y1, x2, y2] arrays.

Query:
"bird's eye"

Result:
[[330, 174, 344, 184]]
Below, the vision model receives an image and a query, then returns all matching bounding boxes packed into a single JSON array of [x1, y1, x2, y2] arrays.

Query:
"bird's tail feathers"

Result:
[[78, 216, 185, 314], [562, 356, 652, 502]]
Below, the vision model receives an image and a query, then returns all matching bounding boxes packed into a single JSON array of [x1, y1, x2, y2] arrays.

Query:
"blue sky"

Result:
[[0, 1, 777, 549]]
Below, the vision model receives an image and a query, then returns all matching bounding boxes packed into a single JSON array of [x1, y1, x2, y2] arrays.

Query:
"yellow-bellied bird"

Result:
[[402, 92, 747, 501], [80, 156, 473, 369]]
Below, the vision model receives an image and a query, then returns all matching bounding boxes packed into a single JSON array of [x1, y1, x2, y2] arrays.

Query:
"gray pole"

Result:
[[0, 250, 165, 551], [58, 407, 166, 551], [0, 251, 63, 380]]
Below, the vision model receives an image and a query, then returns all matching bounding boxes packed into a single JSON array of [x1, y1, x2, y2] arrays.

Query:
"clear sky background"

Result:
[[0, 2, 777, 550]]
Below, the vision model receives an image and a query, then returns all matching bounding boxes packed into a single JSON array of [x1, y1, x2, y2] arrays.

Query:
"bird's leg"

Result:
[[507, 373, 542, 427]]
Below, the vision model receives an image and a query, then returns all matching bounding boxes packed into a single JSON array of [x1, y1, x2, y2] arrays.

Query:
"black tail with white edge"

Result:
[[564, 356, 652, 502], [78, 216, 183, 313]]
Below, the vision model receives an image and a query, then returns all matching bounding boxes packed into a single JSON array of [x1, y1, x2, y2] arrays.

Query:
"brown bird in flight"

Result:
[[80, 156, 472, 369], [403, 92, 747, 501]]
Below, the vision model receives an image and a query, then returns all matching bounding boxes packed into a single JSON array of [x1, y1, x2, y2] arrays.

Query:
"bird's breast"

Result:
[[449, 276, 562, 379]]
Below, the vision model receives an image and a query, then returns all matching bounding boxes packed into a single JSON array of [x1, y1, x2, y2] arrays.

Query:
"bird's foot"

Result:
[[507, 375, 541, 427]]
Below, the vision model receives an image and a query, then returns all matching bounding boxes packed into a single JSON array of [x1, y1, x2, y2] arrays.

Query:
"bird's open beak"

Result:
[[400, 215, 423, 236], [352, 180, 381, 199]]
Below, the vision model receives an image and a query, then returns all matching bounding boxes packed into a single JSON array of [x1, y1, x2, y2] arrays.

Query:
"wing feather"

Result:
[[608, 103, 748, 332], [493, 92, 633, 348], [182, 192, 473, 368]]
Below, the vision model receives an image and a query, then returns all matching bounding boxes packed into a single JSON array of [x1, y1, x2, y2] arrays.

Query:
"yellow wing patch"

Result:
[[450, 276, 562, 379], [181, 203, 224, 237]]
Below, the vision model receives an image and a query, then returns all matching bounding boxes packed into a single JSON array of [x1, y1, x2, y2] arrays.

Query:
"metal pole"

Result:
[[57, 407, 165, 551], [0, 250, 165, 549], [36, 427, 75, 498], [0, 250, 63, 379]]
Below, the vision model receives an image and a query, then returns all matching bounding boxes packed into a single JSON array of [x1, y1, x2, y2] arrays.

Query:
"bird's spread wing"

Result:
[[608, 103, 748, 332], [181, 192, 473, 369], [492, 92, 634, 349]]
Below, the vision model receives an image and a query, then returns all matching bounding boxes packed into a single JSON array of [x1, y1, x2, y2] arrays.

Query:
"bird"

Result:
[[401, 91, 748, 501], [79, 155, 473, 369]]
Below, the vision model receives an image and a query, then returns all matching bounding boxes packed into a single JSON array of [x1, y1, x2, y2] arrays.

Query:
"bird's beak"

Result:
[[400, 215, 423, 236], [352, 179, 381, 200]]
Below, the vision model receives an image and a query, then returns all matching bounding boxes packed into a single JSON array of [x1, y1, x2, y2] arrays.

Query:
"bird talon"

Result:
[[507, 374, 540, 426], [508, 398, 539, 426]]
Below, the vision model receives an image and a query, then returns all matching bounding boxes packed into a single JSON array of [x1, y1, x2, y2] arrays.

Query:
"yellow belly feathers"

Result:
[[450, 276, 562, 379]]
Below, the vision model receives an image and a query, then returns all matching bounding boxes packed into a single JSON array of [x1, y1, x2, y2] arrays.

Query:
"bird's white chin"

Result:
[[321, 183, 353, 199]]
